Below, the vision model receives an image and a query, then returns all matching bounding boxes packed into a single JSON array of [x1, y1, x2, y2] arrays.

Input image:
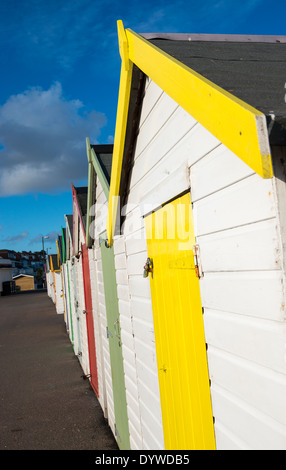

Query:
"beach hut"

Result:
[[64, 214, 78, 353], [61, 224, 74, 346], [0, 256, 14, 295], [103, 21, 286, 450], [45, 256, 51, 298], [49, 254, 65, 315], [13, 274, 35, 291], [71, 184, 99, 396], [56, 235, 67, 325], [85, 141, 131, 448], [46, 254, 54, 301]]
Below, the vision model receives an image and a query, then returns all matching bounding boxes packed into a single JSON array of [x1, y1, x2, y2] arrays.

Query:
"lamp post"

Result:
[[42, 236, 49, 260]]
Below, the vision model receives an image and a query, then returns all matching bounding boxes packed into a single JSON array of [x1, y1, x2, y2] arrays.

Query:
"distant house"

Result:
[[0, 249, 45, 280], [0, 256, 13, 295], [13, 274, 35, 291]]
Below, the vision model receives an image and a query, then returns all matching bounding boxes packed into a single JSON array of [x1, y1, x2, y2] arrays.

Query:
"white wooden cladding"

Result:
[[90, 179, 115, 437], [75, 256, 90, 377], [55, 75, 286, 449], [120, 76, 286, 449], [113, 235, 143, 449], [88, 246, 108, 418], [54, 271, 65, 315], [66, 260, 76, 347]]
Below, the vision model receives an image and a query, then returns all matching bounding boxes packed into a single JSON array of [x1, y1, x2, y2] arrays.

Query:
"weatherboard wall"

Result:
[[88, 245, 107, 415], [46, 271, 51, 298], [90, 177, 115, 436], [66, 259, 76, 347], [113, 234, 143, 449], [70, 259, 82, 358], [54, 271, 65, 315], [75, 256, 90, 376], [91, 174, 146, 448], [119, 76, 286, 449]]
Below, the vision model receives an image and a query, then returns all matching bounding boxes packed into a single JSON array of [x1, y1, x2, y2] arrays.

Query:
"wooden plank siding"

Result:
[[190, 145, 286, 449], [75, 256, 90, 377], [113, 235, 143, 449], [119, 76, 286, 449], [88, 246, 108, 416], [66, 259, 76, 349], [90, 178, 116, 437]]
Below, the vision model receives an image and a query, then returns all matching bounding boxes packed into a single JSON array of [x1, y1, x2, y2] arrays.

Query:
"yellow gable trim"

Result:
[[107, 20, 273, 245], [126, 28, 272, 178], [106, 22, 133, 246]]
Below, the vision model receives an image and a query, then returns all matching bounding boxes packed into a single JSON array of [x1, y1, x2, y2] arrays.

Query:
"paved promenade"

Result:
[[0, 290, 118, 450]]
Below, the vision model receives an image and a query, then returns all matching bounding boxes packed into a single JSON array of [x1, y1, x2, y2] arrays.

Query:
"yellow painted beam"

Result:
[[126, 28, 272, 180], [107, 22, 133, 246], [107, 20, 273, 246]]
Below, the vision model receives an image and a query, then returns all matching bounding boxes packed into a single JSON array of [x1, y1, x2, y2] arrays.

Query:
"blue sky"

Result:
[[0, 0, 285, 254]]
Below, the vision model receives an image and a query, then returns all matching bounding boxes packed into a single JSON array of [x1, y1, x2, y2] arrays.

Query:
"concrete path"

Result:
[[0, 291, 118, 450]]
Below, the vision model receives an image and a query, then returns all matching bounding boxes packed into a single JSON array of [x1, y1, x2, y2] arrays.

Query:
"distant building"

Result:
[[0, 256, 13, 295], [0, 249, 46, 288], [13, 274, 35, 291]]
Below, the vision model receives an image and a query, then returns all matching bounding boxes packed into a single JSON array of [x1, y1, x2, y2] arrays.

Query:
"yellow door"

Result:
[[145, 192, 215, 450]]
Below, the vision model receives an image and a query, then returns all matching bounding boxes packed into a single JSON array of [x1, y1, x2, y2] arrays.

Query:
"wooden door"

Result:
[[61, 266, 69, 328], [66, 263, 74, 344], [144, 192, 215, 450], [81, 243, 99, 397], [100, 234, 130, 450], [72, 260, 83, 361]]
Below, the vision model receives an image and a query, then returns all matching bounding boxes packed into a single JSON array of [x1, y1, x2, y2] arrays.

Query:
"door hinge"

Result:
[[114, 423, 121, 443], [193, 244, 203, 279], [106, 327, 113, 339], [81, 373, 91, 380]]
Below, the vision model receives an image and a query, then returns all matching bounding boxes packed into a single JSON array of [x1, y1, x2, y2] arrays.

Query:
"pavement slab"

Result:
[[0, 290, 118, 451]]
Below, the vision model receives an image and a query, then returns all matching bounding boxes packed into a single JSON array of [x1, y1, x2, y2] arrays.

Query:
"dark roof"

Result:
[[91, 144, 113, 184], [74, 186, 88, 231], [50, 254, 59, 271], [66, 214, 73, 242], [141, 33, 286, 144], [58, 235, 63, 264]]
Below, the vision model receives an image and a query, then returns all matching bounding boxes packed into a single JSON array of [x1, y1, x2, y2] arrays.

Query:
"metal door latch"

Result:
[[143, 257, 153, 278], [193, 244, 203, 279]]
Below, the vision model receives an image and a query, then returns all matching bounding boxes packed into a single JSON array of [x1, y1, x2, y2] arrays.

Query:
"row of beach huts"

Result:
[[45, 22, 286, 450]]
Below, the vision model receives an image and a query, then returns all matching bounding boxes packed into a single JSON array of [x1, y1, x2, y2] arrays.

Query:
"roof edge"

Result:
[[140, 32, 286, 43]]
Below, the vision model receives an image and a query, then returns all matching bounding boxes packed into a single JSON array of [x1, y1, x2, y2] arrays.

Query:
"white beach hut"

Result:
[[103, 22, 286, 450]]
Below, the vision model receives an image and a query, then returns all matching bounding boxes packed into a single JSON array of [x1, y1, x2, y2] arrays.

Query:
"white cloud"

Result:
[[29, 231, 60, 245], [2, 231, 29, 242], [0, 82, 106, 196]]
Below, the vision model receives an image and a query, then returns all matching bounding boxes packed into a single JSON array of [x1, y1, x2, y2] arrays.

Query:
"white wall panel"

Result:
[[200, 271, 285, 321], [123, 77, 286, 450], [91, 178, 115, 430], [54, 271, 64, 314], [197, 218, 281, 272], [113, 235, 143, 449], [204, 308, 286, 373], [88, 247, 107, 415], [75, 257, 90, 376], [211, 384, 286, 450], [208, 345, 286, 426], [193, 175, 276, 236]]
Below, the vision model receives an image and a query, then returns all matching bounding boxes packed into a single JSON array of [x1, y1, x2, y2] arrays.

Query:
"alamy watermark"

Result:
[[89, 195, 195, 248]]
